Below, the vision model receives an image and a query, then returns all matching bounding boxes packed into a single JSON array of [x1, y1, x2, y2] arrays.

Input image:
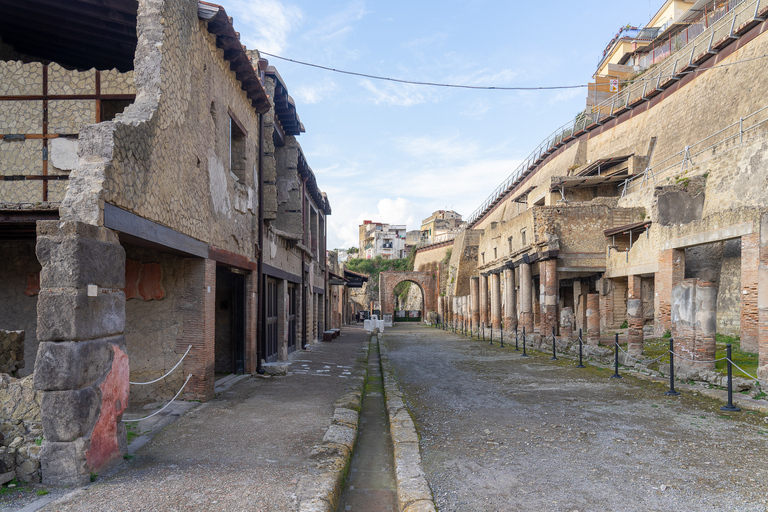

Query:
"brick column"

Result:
[[573, 281, 586, 333], [519, 263, 533, 334], [695, 280, 717, 370], [503, 268, 517, 331], [627, 275, 644, 357], [672, 279, 716, 370], [490, 272, 502, 331], [470, 276, 479, 332], [245, 272, 257, 374], [586, 293, 600, 345], [180, 258, 216, 401], [479, 275, 488, 328], [758, 213, 768, 381], [34, 221, 129, 485], [541, 259, 558, 338], [741, 233, 760, 352], [656, 248, 685, 334]]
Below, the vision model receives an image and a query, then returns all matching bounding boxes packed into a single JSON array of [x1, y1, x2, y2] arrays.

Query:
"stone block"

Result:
[[37, 236, 125, 290], [39, 439, 90, 486], [37, 290, 125, 342], [33, 338, 118, 391], [41, 388, 100, 442]]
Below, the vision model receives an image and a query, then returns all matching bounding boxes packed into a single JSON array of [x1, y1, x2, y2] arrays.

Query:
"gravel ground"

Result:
[[384, 324, 768, 512], [17, 327, 368, 512]]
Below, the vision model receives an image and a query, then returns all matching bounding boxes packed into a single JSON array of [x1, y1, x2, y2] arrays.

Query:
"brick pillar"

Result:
[[470, 276, 479, 333], [586, 293, 600, 345], [672, 279, 716, 370], [503, 268, 517, 331], [758, 213, 768, 381], [541, 259, 558, 338], [656, 248, 685, 334], [180, 258, 216, 401], [479, 275, 488, 328], [245, 272, 257, 374], [741, 233, 760, 352], [627, 275, 644, 357], [490, 272, 502, 331], [573, 281, 586, 333], [34, 221, 129, 486], [519, 263, 533, 334]]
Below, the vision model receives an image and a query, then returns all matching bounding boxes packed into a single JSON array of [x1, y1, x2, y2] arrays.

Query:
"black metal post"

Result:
[[665, 338, 679, 396], [721, 344, 741, 412], [576, 328, 585, 368], [514, 328, 519, 351], [489, 327, 493, 345], [482, 324, 485, 342], [611, 332, 622, 379], [521, 326, 528, 357], [551, 326, 558, 360], [500, 328, 504, 348]]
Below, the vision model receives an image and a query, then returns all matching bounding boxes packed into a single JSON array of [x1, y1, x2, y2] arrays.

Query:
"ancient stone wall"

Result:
[[0, 241, 40, 376], [446, 229, 482, 296], [0, 374, 42, 483]]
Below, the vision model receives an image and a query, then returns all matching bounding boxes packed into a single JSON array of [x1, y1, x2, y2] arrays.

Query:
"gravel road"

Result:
[[384, 324, 768, 512]]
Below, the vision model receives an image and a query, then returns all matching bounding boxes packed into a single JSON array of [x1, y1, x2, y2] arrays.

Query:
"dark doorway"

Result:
[[287, 283, 297, 355], [215, 267, 246, 374]]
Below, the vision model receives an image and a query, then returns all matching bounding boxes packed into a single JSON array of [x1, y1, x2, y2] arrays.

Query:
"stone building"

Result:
[[0, 0, 331, 485], [358, 220, 407, 259], [411, 0, 768, 378], [420, 209, 462, 244]]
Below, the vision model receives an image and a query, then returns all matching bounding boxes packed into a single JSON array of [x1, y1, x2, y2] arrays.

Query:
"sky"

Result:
[[221, 0, 659, 250]]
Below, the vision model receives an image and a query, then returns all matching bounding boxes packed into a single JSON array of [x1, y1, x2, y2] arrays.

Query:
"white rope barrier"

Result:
[[122, 373, 193, 423], [668, 350, 726, 364], [129, 345, 192, 385], [726, 360, 768, 388]]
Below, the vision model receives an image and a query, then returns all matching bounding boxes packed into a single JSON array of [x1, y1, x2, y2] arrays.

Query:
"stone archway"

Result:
[[380, 271, 437, 316]]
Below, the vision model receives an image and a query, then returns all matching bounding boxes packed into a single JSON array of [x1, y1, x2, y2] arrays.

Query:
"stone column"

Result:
[[656, 248, 685, 334], [560, 307, 574, 340], [490, 272, 502, 331], [694, 280, 717, 369], [586, 293, 600, 345], [34, 221, 129, 486], [573, 281, 586, 333], [470, 276, 480, 333], [503, 268, 517, 331], [479, 275, 488, 328], [437, 295, 444, 324], [627, 275, 644, 357], [541, 259, 558, 338], [519, 263, 533, 334]]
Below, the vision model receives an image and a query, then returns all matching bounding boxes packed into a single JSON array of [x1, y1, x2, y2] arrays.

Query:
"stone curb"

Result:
[[378, 334, 437, 512], [296, 337, 371, 512]]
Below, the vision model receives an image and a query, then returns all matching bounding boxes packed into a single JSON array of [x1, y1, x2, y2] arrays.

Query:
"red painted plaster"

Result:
[[86, 344, 129, 471], [138, 262, 165, 301], [24, 272, 40, 297], [124, 259, 141, 300]]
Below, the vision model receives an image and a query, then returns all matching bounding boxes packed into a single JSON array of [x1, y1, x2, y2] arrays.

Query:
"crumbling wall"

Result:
[[0, 331, 24, 376], [447, 229, 481, 296], [0, 374, 42, 483]]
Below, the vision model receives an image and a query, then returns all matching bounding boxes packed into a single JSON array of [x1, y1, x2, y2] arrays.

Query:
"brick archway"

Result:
[[380, 271, 437, 316]]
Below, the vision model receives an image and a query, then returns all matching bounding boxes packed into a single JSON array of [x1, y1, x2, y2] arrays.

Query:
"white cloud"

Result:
[[293, 81, 337, 104], [226, 0, 303, 55], [303, 1, 368, 44], [359, 79, 432, 107]]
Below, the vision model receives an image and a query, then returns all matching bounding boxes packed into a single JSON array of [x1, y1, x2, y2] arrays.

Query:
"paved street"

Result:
[[23, 327, 368, 512], [383, 324, 768, 512]]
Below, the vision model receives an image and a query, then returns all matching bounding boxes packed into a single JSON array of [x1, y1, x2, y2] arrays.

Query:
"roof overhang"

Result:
[[604, 220, 652, 237], [575, 154, 633, 177], [550, 174, 631, 192], [265, 65, 305, 137]]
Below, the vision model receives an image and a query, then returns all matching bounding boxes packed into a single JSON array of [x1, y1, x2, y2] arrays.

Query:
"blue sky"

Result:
[[222, 0, 658, 250]]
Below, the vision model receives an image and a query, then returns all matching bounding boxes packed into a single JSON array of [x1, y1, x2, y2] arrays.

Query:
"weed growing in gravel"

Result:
[[90, 473, 98, 482], [36, 490, 49, 496]]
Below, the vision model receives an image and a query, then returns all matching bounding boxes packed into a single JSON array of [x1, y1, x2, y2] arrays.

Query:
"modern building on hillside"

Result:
[[420, 210, 462, 244], [0, 0, 331, 485], [358, 221, 407, 259]]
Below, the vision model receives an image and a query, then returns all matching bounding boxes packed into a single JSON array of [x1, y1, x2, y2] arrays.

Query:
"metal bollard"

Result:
[[482, 325, 485, 342], [521, 326, 528, 357], [576, 328, 585, 368], [489, 327, 493, 345], [611, 332, 622, 379], [721, 344, 741, 412], [500, 328, 504, 348], [514, 328, 520, 351], [551, 326, 558, 360], [665, 338, 680, 396]]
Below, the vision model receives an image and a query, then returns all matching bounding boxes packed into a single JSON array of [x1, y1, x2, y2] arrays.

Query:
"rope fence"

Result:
[[431, 321, 764, 412], [122, 373, 193, 423], [129, 344, 192, 385]]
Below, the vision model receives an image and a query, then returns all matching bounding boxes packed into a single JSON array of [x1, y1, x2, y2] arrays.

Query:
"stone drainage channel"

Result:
[[337, 334, 436, 512]]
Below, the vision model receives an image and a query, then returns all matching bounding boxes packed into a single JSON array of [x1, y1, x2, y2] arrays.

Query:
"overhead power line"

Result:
[[260, 50, 768, 92]]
